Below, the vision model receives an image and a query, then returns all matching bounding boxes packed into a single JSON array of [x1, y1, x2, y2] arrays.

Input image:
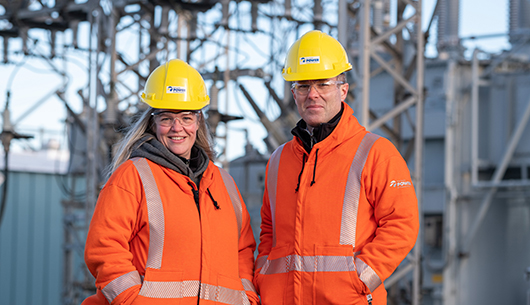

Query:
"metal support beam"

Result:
[[413, 4, 424, 305], [355, 2, 424, 304], [239, 84, 287, 146], [368, 95, 416, 131]]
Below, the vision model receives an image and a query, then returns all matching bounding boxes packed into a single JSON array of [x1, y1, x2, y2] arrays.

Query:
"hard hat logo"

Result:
[[166, 86, 186, 94], [300, 56, 320, 65]]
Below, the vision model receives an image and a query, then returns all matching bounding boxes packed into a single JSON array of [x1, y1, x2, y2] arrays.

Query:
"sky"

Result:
[[0, 0, 513, 162]]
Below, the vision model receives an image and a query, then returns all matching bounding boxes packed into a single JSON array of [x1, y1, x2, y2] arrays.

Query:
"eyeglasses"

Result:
[[152, 111, 199, 127], [292, 80, 345, 95]]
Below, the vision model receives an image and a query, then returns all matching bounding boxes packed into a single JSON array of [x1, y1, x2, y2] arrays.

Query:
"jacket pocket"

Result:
[[313, 245, 368, 305], [217, 274, 250, 304], [255, 245, 291, 305], [133, 269, 186, 305]]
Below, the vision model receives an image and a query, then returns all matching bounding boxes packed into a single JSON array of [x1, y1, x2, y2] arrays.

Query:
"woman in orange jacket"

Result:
[[82, 59, 258, 305]]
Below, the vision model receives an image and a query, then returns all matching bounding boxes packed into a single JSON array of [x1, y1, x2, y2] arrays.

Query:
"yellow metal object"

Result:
[[140, 59, 210, 110], [282, 30, 352, 81], [431, 274, 443, 284]]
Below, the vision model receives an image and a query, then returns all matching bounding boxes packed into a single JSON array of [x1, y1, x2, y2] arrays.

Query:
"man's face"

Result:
[[291, 77, 348, 127]]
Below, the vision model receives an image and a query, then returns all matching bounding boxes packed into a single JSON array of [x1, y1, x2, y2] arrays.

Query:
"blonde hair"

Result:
[[106, 107, 215, 178]]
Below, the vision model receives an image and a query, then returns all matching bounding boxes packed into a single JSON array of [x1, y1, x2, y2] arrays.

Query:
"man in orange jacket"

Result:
[[254, 30, 419, 305]]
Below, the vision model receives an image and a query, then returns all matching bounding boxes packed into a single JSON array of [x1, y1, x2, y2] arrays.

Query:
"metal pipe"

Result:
[[358, 0, 371, 128], [509, 0, 521, 42], [313, 0, 322, 29], [284, 0, 292, 18], [471, 49, 479, 185], [106, 6, 118, 126], [338, 0, 348, 46], [86, 9, 100, 291], [223, 24, 231, 169], [474, 180, 530, 188], [442, 58, 459, 305], [437, 0, 460, 48], [373, 0, 384, 33]]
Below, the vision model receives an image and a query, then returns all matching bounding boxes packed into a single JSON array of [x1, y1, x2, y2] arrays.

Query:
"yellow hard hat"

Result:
[[140, 59, 210, 110], [282, 30, 352, 81]]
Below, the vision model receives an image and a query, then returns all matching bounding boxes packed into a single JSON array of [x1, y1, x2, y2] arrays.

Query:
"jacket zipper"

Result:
[[188, 182, 202, 304], [367, 294, 372, 305]]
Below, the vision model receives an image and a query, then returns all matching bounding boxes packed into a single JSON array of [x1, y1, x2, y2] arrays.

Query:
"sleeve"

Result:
[[253, 161, 273, 294], [236, 187, 260, 305], [357, 138, 420, 292], [84, 168, 144, 305]]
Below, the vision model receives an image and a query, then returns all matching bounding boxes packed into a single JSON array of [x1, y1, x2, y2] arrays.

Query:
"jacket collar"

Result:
[[291, 104, 344, 153], [291, 102, 365, 156], [130, 134, 209, 187]]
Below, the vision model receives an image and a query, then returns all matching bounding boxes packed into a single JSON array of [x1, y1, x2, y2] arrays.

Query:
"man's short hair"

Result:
[[336, 72, 347, 83]]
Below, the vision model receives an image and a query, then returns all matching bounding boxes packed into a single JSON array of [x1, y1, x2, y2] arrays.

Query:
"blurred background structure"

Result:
[[0, 0, 529, 304]]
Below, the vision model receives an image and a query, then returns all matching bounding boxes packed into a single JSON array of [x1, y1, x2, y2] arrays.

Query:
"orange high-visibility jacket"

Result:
[[83, 158, 258, 305], [254, 103, 419, 305]]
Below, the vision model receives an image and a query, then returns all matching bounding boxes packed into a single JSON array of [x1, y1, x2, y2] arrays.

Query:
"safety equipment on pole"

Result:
[[140, 59, 210, 110], [282, 30, 352, 81]]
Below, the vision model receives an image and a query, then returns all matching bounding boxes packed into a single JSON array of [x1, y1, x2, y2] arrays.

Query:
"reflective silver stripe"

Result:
[[102, 271, 142, 303], [219, 167, 243, 239], [255, 255, 268, 270], [200, 282, 250, 305], [241, 278, 257, 294], [133, 158, 165, 269], [138, 280, 249, 304], [259, 254, 356, 275], [267, 144, 284, 248], [356, 257, 382, 292], [139, 280, 200, 298], [340, 133, 380, 246]]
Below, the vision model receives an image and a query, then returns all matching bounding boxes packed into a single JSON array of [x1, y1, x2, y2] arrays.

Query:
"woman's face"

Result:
[[153, 109, 200, 159]]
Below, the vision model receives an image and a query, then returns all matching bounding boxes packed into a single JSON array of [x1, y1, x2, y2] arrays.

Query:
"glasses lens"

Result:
[[155, 111, 198, 127], [177, 112, 198, 126], [293, 81, 343, 95]]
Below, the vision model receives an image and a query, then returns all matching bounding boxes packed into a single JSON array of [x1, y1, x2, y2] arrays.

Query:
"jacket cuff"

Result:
[[355, 257, 382, 292]]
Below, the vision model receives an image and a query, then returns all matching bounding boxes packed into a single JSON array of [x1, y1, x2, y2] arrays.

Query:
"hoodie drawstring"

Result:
[[310, 148, 319, 186], [188, 182, 200, 215], [295, 154, 307, 192], [207, 188, 220, 209], [295, 150, 319, 191]]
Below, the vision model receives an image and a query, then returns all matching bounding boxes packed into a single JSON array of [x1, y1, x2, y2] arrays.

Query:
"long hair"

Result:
[[195, 112, 216, 161], [106, 107, 216, 179]]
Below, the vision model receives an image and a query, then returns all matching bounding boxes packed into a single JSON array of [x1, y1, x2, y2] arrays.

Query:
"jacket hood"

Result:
[[130, 134, 209, 186]]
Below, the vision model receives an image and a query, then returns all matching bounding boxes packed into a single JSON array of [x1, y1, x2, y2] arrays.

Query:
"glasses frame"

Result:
[[291, 80, 346, 95], [151, 110, 200, 127]]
